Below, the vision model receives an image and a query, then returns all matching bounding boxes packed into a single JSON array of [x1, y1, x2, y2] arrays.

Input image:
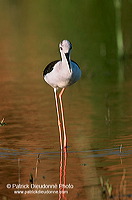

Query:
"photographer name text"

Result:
[[6, 183, 74, 190]]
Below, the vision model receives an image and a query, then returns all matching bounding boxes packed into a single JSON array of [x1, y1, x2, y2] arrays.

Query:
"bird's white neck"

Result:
[[60, 52, 71, 70]]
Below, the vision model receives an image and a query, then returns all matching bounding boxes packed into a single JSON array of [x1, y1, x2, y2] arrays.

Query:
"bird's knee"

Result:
[[58, 120, 62, 127]]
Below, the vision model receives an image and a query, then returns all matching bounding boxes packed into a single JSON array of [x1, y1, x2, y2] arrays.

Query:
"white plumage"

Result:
[[43, 40, 81, 89]]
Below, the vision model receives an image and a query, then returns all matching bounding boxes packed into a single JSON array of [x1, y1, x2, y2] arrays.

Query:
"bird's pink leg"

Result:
[[54, 88, 63, 150], [59, 88, 67, 149]]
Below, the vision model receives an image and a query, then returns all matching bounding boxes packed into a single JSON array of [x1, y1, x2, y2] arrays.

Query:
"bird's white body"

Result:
[[44, 60, 81, 89], [43, 40, 81, 89]]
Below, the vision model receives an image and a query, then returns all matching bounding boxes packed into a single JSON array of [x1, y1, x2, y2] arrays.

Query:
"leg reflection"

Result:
[[59, 148, 67, 200]]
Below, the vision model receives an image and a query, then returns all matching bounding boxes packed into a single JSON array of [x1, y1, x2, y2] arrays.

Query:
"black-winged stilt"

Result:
[[43, 40, 81, 150]]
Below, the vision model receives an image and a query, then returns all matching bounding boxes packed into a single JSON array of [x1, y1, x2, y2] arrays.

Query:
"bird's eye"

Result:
[[60, 47, 63, 50]]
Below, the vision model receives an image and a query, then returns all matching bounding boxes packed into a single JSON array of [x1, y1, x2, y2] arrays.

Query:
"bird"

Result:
[[43, 40, 81, 150]]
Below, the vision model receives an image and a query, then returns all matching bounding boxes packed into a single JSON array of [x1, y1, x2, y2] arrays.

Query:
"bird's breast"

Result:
[[44, 61, 72, 88], [44, 60, 81, 89]]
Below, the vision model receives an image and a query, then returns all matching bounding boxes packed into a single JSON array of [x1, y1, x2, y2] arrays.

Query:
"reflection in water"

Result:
[[59, 149, 67, 200]]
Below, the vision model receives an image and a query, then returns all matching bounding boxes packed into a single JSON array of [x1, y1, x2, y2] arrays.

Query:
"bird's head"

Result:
[[59, 40, 72, 54]]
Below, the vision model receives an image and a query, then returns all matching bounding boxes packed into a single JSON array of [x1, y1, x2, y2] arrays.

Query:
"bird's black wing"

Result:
[[43, 60, 59, 76], [71, 60, 81, 69]]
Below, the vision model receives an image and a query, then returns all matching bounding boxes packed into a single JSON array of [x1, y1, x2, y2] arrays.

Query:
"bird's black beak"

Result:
[[65, 53, 71, 69], [65, 53, 69, 60]]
